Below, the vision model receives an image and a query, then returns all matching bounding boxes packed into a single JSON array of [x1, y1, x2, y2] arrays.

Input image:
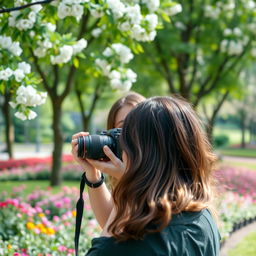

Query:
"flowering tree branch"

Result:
[[0, 0, 53, 14]]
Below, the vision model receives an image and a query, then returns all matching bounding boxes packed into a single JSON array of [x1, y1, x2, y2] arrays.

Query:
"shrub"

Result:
[[214, 134, 229, 148]]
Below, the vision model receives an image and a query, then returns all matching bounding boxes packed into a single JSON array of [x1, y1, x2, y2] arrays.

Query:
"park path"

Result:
[[222, 155, 256, 163], [220, 222, 256, 256]]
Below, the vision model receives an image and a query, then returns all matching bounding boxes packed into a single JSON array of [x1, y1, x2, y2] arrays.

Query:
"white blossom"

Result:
[[112, 43, 134, 64], [10, 42, 22, 56], [71, 4, 84, 20], [95, 58, 111, 75], [15, 111, 27, 121], [58, 3, 72, 19], [118, 21, 131, 32], [34, 47, 47, 58], [18, 62, 31, 74], [90, 8, 104, 18], [13, 69, 25, 82], [0, 69, 12, 81], [72, 38, 87, 54], [45, 22, 56, 32], [27, 110, 37, 120], [92, 28, 103, 37], [166, 4, 182, 16], [106, 0, 125, 19], [125, 5, 142, 25], [51, 45, 73, 64], [0, 36, 12, 49], [145, 14, 158, 31], [142, 0, 160, 13]]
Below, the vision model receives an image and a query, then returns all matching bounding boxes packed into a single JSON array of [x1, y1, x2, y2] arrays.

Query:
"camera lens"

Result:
[[77, 135, 114, 160]]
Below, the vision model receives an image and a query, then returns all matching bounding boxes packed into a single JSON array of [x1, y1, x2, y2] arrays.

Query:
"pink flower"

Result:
[[58, 245, 67, 252]]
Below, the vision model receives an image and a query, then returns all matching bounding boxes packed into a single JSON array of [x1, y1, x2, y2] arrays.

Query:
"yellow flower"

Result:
[[26, 222, 35, 230], [72, 210, 77, 217], [41, 227, 47, 234], [7, 244, 12, 249], [37, 223, 44, 229], [46, 227, 55, 235], [38, 213, 45, 218]]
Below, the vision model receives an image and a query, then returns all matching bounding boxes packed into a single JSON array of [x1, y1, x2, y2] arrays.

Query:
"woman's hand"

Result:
[[71, 132, 101, 182], [87, 146, 125, 180]]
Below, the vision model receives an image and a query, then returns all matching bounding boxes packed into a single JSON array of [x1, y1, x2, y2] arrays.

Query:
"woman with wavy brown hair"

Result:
[[72, 96, 220, 256]]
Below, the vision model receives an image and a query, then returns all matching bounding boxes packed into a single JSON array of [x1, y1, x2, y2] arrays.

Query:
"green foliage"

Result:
[[213, 134, 230, 148]]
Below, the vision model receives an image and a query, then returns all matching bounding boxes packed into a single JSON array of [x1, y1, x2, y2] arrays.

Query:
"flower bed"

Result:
[[0, 163, 82, 181], [0, 164, 256, 254], [0, 155, 74, 170], [0, 186, 100, 256]]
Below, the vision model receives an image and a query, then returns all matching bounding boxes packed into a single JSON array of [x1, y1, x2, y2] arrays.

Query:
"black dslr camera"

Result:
[[77, 128, 122, 160]]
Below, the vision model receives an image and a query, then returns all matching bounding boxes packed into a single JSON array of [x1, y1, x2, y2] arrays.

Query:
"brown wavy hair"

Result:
[[108, 96, 217, 241], [107, 92, 146, 130]]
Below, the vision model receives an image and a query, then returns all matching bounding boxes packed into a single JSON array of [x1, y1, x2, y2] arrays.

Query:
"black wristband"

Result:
[[84, 172, 104, 188]]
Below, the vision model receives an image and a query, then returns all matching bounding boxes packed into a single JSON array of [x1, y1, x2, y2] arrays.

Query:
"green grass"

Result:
[[220, 160, 256, 171], [214, 127, 250, 146], [228, 232, 256, 256], [218, 148, 256, 158], [0, 180, 79, 196]]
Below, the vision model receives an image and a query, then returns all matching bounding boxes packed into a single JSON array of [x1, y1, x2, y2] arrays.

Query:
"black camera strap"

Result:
[[75, 172, 86, 256]]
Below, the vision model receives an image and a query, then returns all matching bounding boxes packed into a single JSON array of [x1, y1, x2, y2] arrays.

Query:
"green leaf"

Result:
[[161, 12, 171, 23], [73, 58, 79, 68]]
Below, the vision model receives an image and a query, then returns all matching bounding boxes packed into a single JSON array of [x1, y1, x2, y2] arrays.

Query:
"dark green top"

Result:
[[85, 209, 220, 256]]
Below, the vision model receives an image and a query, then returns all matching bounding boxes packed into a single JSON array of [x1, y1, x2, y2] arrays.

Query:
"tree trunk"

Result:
[[240, 111, 246, 148], [2, 91, 14, 159], [50, 99, 63, 186], [206, 120, 214, 145]]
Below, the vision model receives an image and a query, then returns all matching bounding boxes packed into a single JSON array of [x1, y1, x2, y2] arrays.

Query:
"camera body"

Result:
[[77, 128, 122, 160]]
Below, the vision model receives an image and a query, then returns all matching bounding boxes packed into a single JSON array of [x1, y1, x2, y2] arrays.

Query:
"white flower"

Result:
[[28, 11, 36, 22], [92, 28, 102, 38], [95, 58, 111, 75], [125, 5, 142, 25], [0, 69, 11, 81], [9, 101, 17, 108], [0, 36, 12, 49], [145, 14, 158, 31], [142, 0, 160, 13], [8, 11, 20, 27], [5, 68, 13, 78], [10, 42, 22, 56], [110, 79, 123, 89], [112, 43, 134, 64], [72, 38, 87, 54], [251, 48, 256, 57], [45, 22, 56, 32], [16, 19, 34, 30], [166, 4, 182, 16], [90, 8, 104, 18], [30, 1, 42, 13], [109, 70, 121, 80], [126, 69, 137, 82], [15, 111, 27, 121], [34, 47, 47, 58], [18, 62, 31, 74], [118, 21, 131, 32], [103, 47, 113, 57], [106, 0, 125, 19], [233, 27, 242, 37], [122, 80, 132, 91], [224, 28, 232, 36], [71, 4, 84, 20], [51, 45, 73, 64], [58, 3, 72, 19], [30, 31, 36, 37], [28, 110, 37, 120], [13, 69, 25, 82]]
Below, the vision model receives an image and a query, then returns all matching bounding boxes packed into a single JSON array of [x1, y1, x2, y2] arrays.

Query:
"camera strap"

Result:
[[74, 172, 86, 256]]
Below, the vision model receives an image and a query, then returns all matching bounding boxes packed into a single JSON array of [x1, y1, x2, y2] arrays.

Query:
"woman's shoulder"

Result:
[[85, 236, 153, 256]]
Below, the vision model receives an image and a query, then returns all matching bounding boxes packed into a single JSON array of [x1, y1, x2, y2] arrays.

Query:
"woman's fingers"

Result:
[[72, 132, 89, 140], [103, 146, 121, 166]]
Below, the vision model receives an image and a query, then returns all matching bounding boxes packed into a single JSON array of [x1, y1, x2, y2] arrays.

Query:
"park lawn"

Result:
[[218, 148, 256, 158], [228, 232, 256, 256], [214, 127, 250, 146], [0, 180, 79, 196], [220, 160, 256, 171]]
